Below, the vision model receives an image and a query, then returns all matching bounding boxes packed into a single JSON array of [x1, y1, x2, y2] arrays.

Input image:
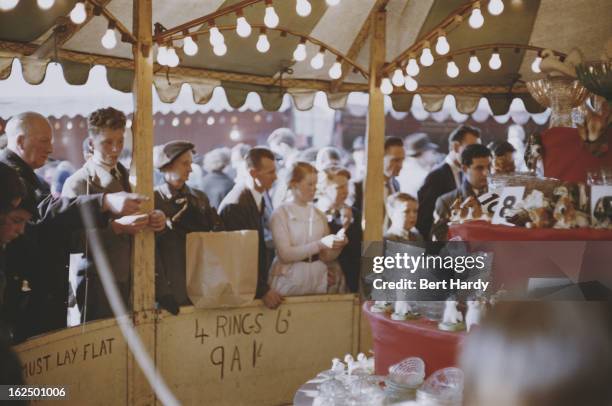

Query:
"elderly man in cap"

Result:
[[0, 111, 146, 339], [63, 107, 165, 322], [397, 133, 440, 197], [154, 141, 224, 314]]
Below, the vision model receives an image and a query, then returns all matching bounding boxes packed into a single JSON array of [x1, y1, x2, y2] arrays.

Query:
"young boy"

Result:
[[384, 192, 423, 242]]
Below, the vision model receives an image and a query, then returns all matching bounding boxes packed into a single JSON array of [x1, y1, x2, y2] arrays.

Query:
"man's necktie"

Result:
[[260, 196, 265, 217]]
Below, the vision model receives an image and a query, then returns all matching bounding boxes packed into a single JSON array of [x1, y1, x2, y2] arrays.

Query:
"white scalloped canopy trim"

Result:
[[0, 58, 549, 125]]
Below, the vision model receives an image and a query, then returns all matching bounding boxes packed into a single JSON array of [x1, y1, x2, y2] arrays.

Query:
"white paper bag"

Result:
[[186, 230, 258, 308]]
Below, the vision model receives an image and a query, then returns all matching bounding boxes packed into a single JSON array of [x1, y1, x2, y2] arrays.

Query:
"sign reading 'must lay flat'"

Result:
[[15, 295, 358, 406]]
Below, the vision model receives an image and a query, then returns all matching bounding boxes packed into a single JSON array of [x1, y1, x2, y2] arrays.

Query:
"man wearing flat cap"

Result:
[[397, 133, 440, 197], [154, 140, 224, 315], [63, 107, 166, 322]]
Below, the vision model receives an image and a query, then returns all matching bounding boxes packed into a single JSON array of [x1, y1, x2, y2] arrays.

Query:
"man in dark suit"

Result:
[[218, 147, 283, 309], [417, 125, 481, 240], [431, 144, 491, 241], [1, 112, 146, 340], [383, 137, 405, 232]]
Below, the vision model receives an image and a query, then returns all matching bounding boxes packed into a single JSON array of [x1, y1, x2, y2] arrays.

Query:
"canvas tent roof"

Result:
[[0, 0, 610, 113]]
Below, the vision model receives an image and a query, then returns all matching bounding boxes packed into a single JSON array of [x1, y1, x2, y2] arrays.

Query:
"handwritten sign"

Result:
[[158, 295, 356, 405], [492, 186, 525, 225], [191, 308, 292, 379], [22, 338, 116, 379], [14, 295, 357, 406]]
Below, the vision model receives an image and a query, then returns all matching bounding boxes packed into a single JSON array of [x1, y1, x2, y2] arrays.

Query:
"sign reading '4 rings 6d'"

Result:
[[192, 308, 292, 380]]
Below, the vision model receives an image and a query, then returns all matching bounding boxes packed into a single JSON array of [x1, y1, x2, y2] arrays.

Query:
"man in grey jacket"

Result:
[[62, 107, 165, 322]]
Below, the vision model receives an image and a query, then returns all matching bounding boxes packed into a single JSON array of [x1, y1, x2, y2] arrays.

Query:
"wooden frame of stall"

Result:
[[1, 0, 554, 404]]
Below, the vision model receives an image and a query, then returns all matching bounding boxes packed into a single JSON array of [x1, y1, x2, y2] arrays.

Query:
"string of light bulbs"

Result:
[[379, 44, 564, 95], [384, 0, 511, 77], [154, 0, 343, 43], [0, 0, 55, 11], [156, 24, 367, 81], [64, 0, 135, 49]]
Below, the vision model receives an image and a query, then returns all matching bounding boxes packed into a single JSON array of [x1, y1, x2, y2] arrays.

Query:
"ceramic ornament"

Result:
[[438, 298, 466, 332], [391, 301, 420, 320], [465, 300, 484, 332]]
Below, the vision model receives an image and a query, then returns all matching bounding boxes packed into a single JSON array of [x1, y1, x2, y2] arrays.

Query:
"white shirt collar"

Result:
[[444, 154, 461, 188], [249, 187, 263, 211], [386, 226, 419, 240], [91, 156, 117, 174]]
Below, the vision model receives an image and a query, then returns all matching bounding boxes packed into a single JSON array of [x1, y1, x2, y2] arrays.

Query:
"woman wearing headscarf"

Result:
[[154, 141, 224, 314]]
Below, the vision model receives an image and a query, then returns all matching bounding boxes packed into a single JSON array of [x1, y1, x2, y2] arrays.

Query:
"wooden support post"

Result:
[[360, 6, 386, 355], [129, 0, 156, 404], [362, 9, 386, 242]]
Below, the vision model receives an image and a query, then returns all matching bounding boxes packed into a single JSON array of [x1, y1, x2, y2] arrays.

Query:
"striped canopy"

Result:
[[0, 0, 610, 113]]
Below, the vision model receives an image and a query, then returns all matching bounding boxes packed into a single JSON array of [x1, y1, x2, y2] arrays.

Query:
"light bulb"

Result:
[[213, 43, 227, 56], [435, 35, 450, 55], [69, 2, 86, 24], [37, 0, 54, 10], [405, 76, 418, 92], [446, 61, 459, 78], [296, 0, 311, 17], [256, 33, 270, 53], [468, 55, 481, 72], [380, 78, 393, 95], [264, 5, 279, 28], [293, 43, 307, 61], [469, 8, 484, 28], [326, 0, 340, 5], [406, 58, 420, 76], [328, 61, 342, 79], [420, 47, 434, 67], [489, 52, 502, 70], [531, 56, 542, 73], [183, 36, 198, 56], [487, 0, 504, 15], [167, 48, 179, 67], [157, 45, 169, 65], [391, 68, 405, 86], [0, 0, 19, 11], [101, 28, 117, 49], [310, 51, 324, 70], [236, 16, 252, 37], [209, 27, 224, 47]]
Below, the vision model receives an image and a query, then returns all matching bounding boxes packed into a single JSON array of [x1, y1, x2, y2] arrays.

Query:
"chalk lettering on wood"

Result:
[[210, 346, 225, 380], [195, 318, 210, 344], [275, 309, 291, 334]]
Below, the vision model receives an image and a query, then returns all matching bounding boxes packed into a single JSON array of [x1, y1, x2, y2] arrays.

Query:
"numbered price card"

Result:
[[492, 186, 525, 226]]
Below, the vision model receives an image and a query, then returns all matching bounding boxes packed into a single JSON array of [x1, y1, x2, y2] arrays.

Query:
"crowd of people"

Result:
[[0, 107, 524, 343]]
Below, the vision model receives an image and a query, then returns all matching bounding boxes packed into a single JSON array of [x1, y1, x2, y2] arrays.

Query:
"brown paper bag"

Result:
[[185, 230, 258, 308]]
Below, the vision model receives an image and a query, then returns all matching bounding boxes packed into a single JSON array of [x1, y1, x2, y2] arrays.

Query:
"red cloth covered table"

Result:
[[449, 221, 612, 241], [364, 302, 464, 377], [541, 127, 612, 183], [448, 222, 612, 289]]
